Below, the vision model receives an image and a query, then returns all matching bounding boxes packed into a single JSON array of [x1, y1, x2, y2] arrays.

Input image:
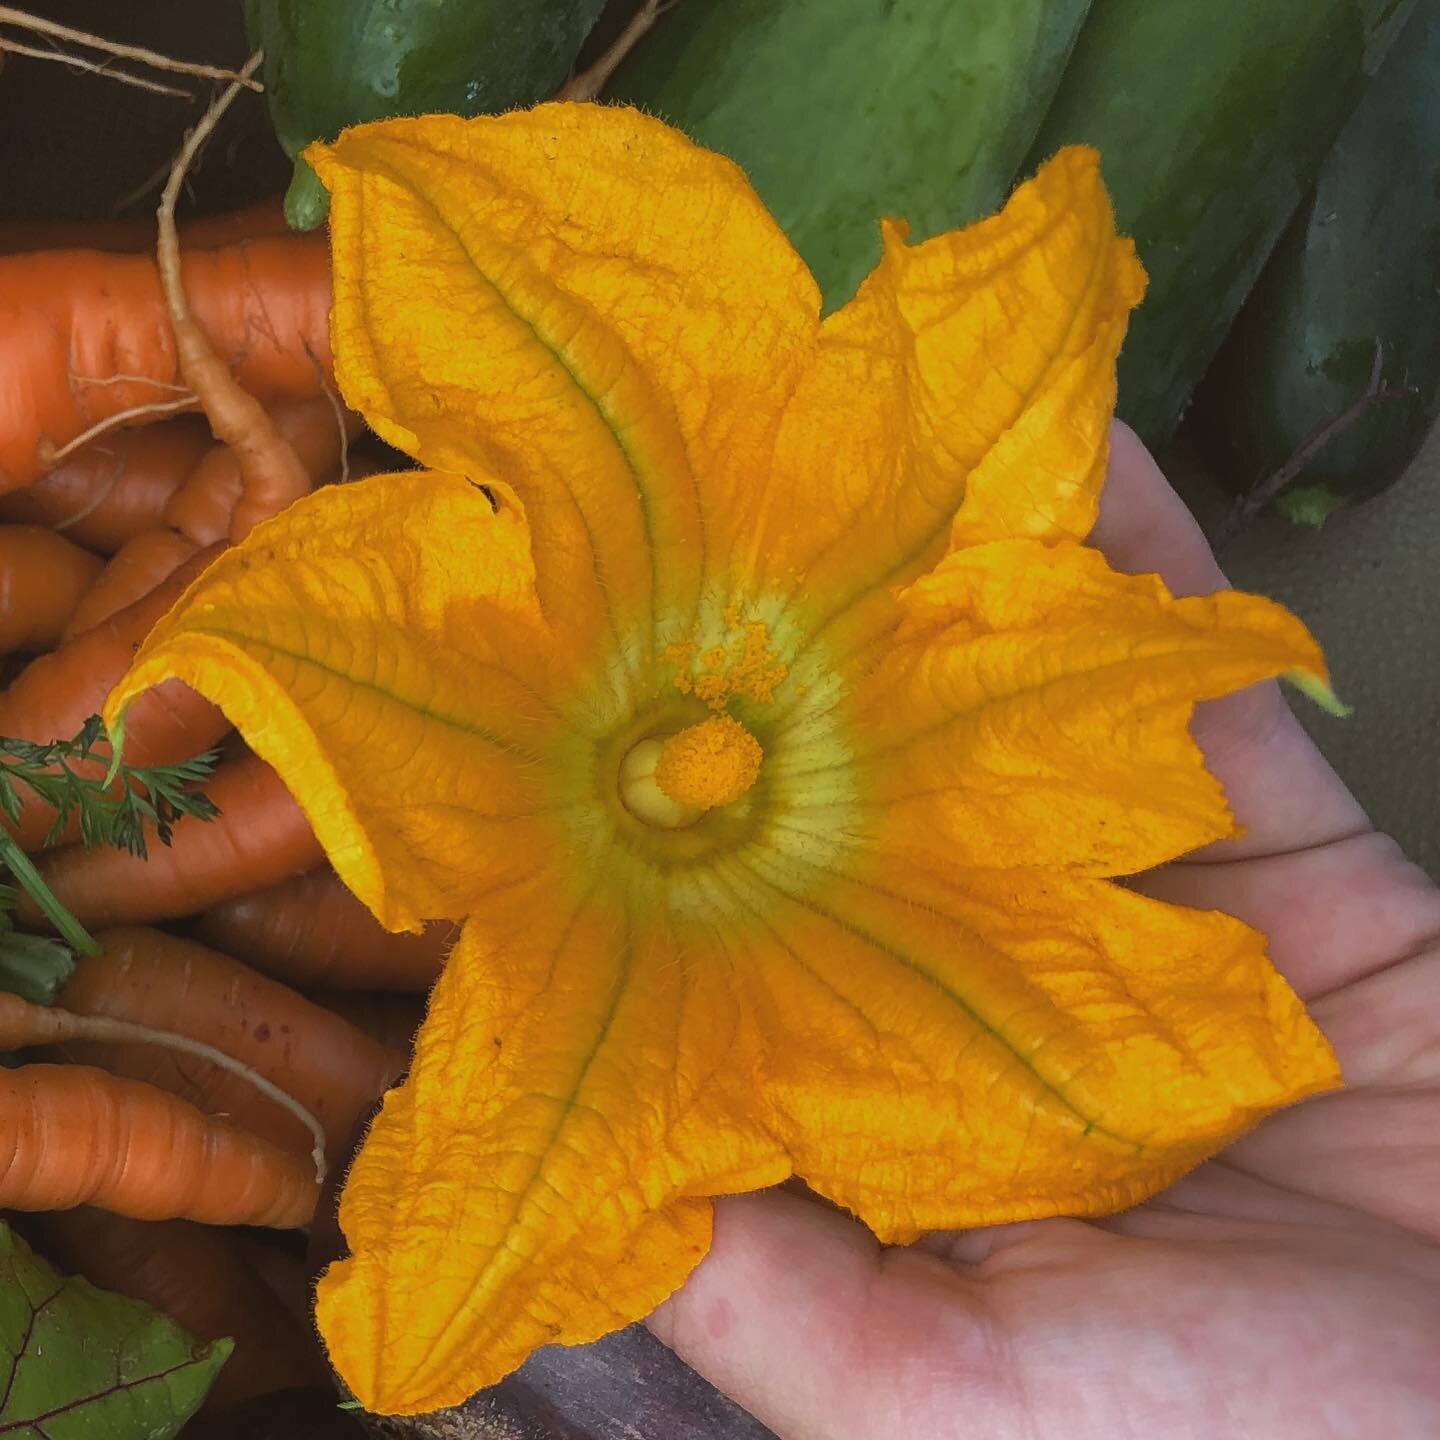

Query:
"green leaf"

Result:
[[0, 1222, 230, 1439]]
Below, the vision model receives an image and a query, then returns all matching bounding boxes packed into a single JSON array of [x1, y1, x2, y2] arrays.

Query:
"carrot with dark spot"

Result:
[[0, 989, 327, 1179], [55, 927, 404, 1163]]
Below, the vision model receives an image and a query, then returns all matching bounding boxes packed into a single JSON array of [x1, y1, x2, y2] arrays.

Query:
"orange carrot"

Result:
[[0, 1062, 316, 1226], [315, 991, 427, 1054], [0, 234, 332, 493], [164, 396, 360, 547], [0, 418, 211, 552], [58, 398, 356, 639], [33, 1208, 327, 1411], [0, 197, 290, 256], [55, 928, 403, 1163], [197, 869, 454, 992], [0, 526, 102, 654], [0, 990, 328, 1176], [0, 544, 228, 851], [20, 752, 323, 926], [161, 454, 241, 551], [61, 527, 201, 640]]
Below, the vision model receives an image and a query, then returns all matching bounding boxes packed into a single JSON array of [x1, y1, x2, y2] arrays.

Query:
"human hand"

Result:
[[647, 423, 1440, 1440]]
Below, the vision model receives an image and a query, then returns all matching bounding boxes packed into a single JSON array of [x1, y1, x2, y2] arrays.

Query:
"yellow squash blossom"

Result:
[[105, 105, 1341, 1415]]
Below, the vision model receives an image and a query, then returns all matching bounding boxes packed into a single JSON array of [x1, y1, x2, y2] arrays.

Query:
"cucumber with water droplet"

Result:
[[607, 0, 1094, 309], [1023, 0, 1419, 448], [245, 0, 608, 229]]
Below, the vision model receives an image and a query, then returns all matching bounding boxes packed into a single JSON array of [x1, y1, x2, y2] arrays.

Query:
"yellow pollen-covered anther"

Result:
[[654, 715, 762, 811], [665, 618, 787, 709]]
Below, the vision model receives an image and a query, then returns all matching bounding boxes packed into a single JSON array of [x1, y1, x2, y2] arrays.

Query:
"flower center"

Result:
[[620, 714, 763, 829]]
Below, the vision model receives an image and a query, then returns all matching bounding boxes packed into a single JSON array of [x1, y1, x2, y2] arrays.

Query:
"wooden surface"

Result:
[[359, 1324, 777, 1440]]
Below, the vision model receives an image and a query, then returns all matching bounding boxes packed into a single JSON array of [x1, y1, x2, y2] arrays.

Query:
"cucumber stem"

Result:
[[284, 157, 330, 231], [1207, 341, 1415, 553]]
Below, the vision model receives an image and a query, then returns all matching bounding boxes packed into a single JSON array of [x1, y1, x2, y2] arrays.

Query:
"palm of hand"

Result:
[[649, 428, 1440, 1440]]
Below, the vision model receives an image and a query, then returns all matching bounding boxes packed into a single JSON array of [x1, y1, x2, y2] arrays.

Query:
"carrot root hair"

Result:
[[0, 991, 326, 1184], [156, 51, 312, 543]]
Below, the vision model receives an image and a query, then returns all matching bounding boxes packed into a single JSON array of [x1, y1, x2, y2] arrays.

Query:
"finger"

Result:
[[1135, 829, 1440, 1001], [1089, 419, 1227, 598], [647, 1191, 1000, 1440], [1092, 420, 1368, 860]]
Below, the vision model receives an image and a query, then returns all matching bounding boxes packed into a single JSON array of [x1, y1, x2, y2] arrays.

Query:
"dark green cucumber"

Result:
[[608, 0, 1094, 309], [245, 0, 608, 229], [1024, 0, 1417, 448], [1190, 0, 1440, 521]]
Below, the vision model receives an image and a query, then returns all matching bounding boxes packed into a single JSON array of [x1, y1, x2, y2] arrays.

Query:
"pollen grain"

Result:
[[654, 714, 762, 810]]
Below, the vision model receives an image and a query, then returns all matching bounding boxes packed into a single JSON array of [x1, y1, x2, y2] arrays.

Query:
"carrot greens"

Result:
[[0, 713, 219, 856]]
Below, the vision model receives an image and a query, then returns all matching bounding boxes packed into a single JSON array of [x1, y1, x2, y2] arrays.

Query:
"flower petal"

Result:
[[725, 851, 1339, 1236], [317, 884, 786, 1414], [844, 538, 1330, 875], [104, 473, 563, 930], [745, 146, 1144, 645], [307, 105, 820, 653]]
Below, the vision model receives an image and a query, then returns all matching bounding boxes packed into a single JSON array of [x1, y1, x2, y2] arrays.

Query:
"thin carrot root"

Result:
[[559, 0, 675, 101], [164, 396, 362, 546], [0, 237, 332, 493], [55, 929, 404, 1166], [0, 7, 264, 91], [0, 1063, 317, 1226], [0, 35, 191, 99], [0, 526, 102, 654], [61, 526, 200, 640], [0, 990, 328, 1184], [35, 395, 200, 470], [156, 53, 311, 543]]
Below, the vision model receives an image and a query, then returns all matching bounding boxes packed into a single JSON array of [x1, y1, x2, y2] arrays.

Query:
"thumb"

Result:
[[648, 1190, 1006, 1440]]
